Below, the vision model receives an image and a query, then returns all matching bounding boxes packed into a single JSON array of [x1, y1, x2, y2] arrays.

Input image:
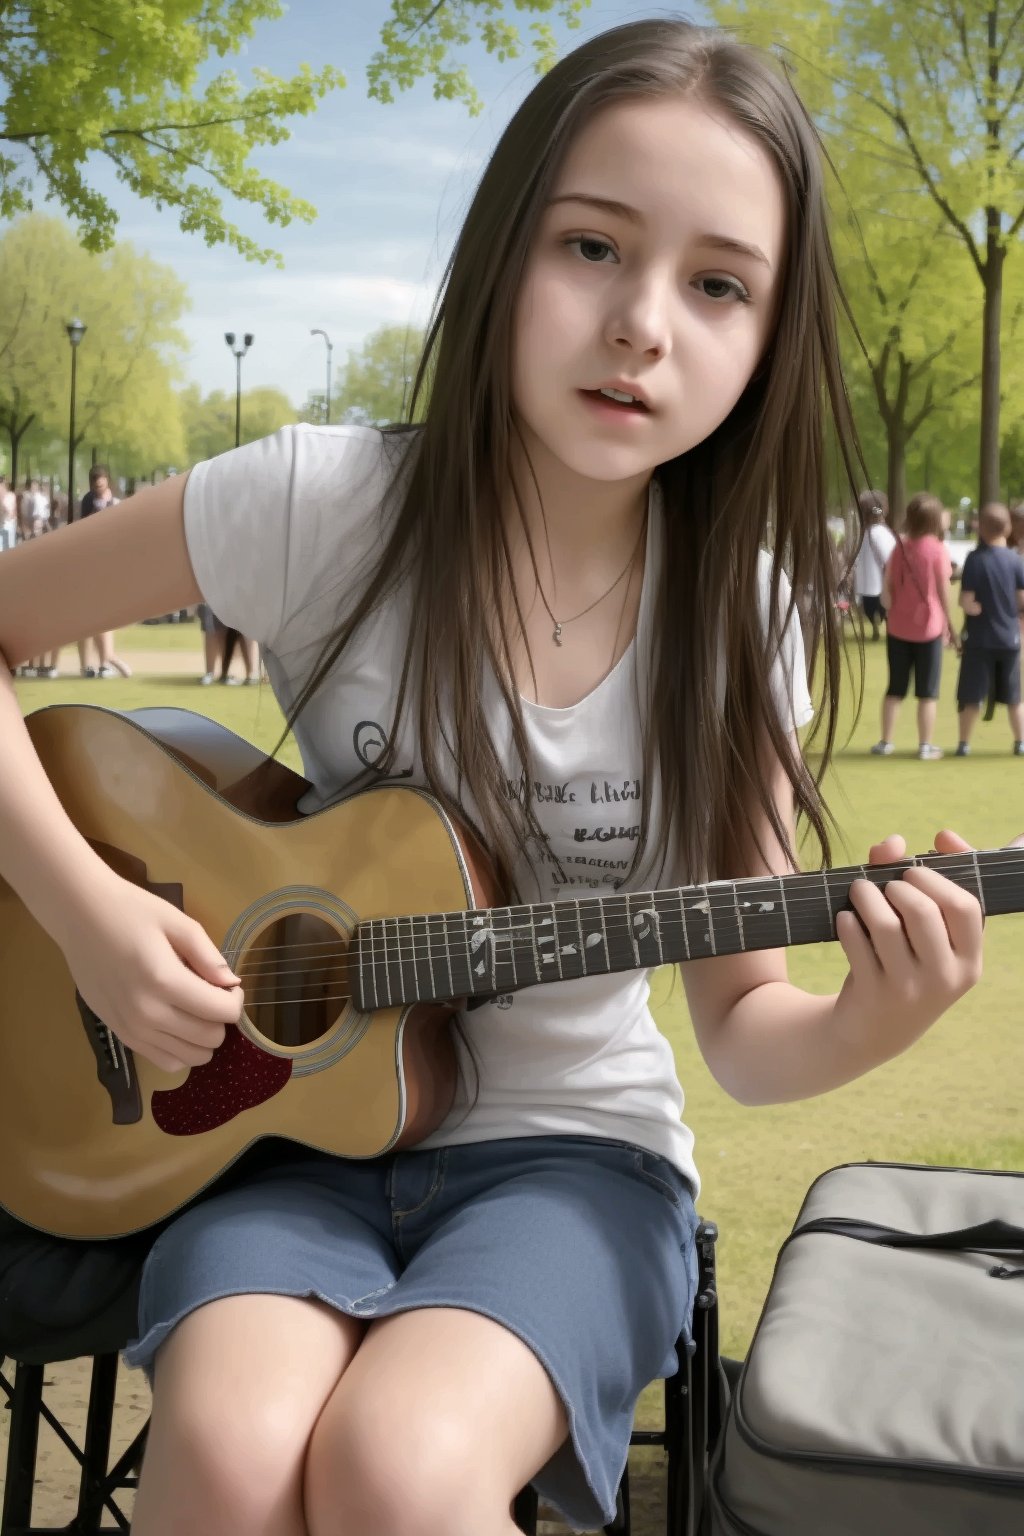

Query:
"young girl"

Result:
[[874, 491, 959, 760], [0, 20, 986, 1536]]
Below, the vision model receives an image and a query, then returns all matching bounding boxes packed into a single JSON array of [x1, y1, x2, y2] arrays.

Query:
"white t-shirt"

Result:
[[184, 424, 814, 1196], [854, 522, 897, 598]]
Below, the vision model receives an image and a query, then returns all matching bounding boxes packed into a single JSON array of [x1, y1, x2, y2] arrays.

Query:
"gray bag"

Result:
[[707, 1161, 1024, 1534]]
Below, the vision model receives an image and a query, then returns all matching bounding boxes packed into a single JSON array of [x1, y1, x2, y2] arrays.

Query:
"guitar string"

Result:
[[228, 884, 1024, 976], [228, 887, 1024, 1000], [223, 859, 1024, 971], [221, 854, 1024, 960]]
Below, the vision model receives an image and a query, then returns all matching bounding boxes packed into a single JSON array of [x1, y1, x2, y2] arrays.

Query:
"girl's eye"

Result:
[[695, 274, 751, 304], [565, 235, 618, 264]]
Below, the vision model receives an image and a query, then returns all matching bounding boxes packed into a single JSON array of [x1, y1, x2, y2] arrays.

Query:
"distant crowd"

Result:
[[849, 489, 1024, 761], [1, 467, 260, 687]]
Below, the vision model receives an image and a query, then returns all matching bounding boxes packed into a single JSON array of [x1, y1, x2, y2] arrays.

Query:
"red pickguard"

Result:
[[151, 1026, 292, 1136]]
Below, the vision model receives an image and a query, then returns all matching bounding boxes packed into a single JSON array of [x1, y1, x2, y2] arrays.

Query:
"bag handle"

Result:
[[797, 1215, 1024, 1275]]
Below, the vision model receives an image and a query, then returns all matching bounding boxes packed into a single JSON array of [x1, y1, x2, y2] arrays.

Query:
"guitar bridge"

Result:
[[76, 993, 142, 1125]]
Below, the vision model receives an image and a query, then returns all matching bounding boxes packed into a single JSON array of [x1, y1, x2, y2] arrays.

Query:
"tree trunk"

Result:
[[887, 425, 907, 527], [5, 415, 35, 488], [980, 227, 1004, 506]]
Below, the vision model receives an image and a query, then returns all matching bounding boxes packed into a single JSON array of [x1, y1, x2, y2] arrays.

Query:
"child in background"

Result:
[[955, 502, 1024, 756]]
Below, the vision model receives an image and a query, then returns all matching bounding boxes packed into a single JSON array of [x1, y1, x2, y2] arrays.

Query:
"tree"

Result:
[[0, 214, 190, 486], [0, 2, 345, 265], [179, 384, 297, 465], [1, 2, 593, 266], [368, 0, 589, 116], [709, 0, 1024, 507], [333, 325, 428, 426]]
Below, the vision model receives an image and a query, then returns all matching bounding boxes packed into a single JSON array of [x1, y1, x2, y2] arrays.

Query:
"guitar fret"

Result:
[[972, 850, 986, 915], [821, 870, 833, 936], [777, 875, 792, 946], [574, 900, 588, 976], [734, 884, 746, 951], [704, 886, 717, 955], [677, 888, 691, 959]]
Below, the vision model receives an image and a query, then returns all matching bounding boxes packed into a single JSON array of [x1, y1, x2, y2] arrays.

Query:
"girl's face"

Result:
[[512, 94, 786, 489]]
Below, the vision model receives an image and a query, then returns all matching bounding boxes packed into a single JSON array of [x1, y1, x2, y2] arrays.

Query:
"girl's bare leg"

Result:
[[203, 630, 225, 679], [916, 697, 937, 747], [880, 694, 900, 743], [132, 1294, 366, 1536], [305, 1307, 569, 1536], [243, 635, 261, 682], [77, 638, 95, 675], [96, 630, 133, 677]]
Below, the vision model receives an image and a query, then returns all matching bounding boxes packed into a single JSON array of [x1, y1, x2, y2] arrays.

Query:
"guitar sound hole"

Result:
[[243, 912, 350, 1048]]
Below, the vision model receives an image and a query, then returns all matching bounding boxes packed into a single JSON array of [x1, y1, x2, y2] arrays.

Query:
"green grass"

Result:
[[14, 628, 1024, 1364]]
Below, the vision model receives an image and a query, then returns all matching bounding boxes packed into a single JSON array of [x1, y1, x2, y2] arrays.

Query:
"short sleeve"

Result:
[[183, 424, 395, 655]]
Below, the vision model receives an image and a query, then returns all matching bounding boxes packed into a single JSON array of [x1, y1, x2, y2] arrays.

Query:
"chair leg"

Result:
[[71, 1354, 121, 1533], [2, 1360, 43, 1534]]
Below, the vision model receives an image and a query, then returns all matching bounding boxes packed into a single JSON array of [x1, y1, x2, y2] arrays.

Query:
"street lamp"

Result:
[[65, 317, 86, 519], [224, 331, 254, 448], [310, 328, 333, 425]]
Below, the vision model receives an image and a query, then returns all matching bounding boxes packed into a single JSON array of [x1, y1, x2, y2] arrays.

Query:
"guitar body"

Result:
[[0, 706, 489, 1239]]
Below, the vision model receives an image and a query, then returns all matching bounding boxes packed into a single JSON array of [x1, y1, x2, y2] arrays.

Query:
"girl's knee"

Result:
[[306, 1399, 504, 1536], [138, 1389, 309, 1536]]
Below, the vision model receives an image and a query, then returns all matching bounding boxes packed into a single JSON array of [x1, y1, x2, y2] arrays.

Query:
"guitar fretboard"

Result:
[[351, 848, 1024, 1012]]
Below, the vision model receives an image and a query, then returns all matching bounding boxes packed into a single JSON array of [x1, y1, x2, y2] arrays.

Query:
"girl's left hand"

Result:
[[831, 829, 985, 1065]]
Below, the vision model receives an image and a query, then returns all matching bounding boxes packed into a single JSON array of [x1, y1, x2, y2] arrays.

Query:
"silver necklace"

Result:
[[537, 520, 646, 645]]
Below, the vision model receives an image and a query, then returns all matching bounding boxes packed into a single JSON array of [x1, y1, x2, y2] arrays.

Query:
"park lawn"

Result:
[[14, 628, 1024, 1366]]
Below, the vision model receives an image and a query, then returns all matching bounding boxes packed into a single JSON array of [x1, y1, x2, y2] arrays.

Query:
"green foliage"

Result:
[[0, 214, 189, 482], [0, 1, 346, 265], [179, 383, 298, 466], [334, 324, 428, 427], [708, 0, 1024, 509], [367, 0, 588, 115]]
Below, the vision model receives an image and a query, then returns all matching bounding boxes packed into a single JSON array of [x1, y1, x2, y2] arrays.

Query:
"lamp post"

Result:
[[224, 331, 254, 447], [310, 328, 333, 425], [65, 317, 86, 519]]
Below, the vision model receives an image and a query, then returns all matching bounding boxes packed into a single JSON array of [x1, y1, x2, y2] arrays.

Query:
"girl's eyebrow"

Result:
[[548, 191, 773, 270]]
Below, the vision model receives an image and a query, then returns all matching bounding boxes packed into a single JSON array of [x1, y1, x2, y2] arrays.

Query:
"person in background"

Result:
[[853, 489, 896, 641], [22, 516, 61, 676], [873, 491, 958, 760], [954, 502, 1024, 757], [0, 477, 17, 551], [77, 465, 133, 679]]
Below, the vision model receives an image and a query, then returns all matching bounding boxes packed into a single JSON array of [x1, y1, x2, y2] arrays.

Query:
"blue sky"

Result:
[[61, 2, 705, 408]]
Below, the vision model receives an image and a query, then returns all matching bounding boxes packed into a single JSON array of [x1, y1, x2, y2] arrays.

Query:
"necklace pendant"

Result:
[[552, 622, 563, 646]]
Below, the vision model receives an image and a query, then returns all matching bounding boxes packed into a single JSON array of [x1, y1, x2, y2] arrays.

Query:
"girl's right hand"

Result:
[[55, 873, 244, 1074]]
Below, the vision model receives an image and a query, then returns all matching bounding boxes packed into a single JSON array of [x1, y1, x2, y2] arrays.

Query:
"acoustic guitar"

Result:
[[1, 705, 1020, 1240]]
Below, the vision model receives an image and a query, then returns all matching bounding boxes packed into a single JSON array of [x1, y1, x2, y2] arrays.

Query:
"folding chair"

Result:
[[2, 1216, 725, 1536], [0, 1210, 151, 1535], [513, 1218, 725, 1536]]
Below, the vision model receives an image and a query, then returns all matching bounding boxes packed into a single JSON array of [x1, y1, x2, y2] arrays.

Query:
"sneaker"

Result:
[[1014, 741, 1024, 757], [917, 744, 944, 761], [246, 673, 261, 686], [200, 671, 216, 686], [222, 675, 242, 686], [45, 667, 59, 679], [81, 666, 96, 678], [870, 740, 895, 756], [97, 664, 117, 678], [955, 741, 970, 757]]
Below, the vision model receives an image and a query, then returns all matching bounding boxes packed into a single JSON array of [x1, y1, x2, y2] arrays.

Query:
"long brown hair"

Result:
[[276, 18, 861, 894]]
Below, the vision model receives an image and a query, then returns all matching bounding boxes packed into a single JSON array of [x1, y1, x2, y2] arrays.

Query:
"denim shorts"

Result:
[[125, 1134, 699, 1531]]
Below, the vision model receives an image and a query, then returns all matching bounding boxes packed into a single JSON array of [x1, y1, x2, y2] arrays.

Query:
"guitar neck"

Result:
[[352, 847, 1024, 1012]]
